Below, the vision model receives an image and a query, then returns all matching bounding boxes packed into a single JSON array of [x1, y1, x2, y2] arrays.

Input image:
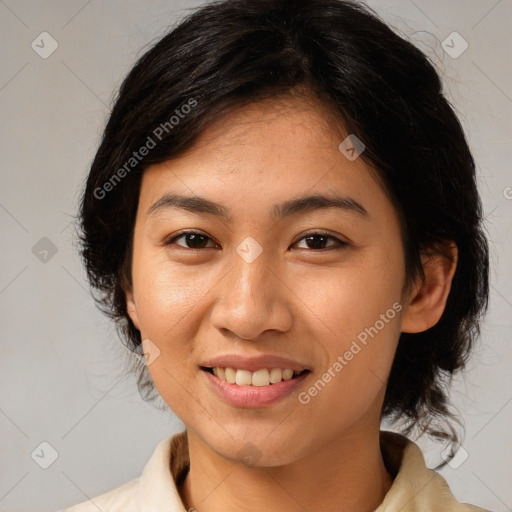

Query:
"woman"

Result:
[[65, 0, 491, 510]]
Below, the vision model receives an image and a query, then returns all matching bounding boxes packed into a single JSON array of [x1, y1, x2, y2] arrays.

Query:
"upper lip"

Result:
[[200, 354, 311, 372]]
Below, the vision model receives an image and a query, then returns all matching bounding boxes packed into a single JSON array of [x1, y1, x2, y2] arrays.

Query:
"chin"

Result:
[[205, 427, 302, 467]]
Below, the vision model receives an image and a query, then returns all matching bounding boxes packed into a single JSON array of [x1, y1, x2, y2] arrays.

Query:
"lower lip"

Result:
[[202, 369, 310, 408]]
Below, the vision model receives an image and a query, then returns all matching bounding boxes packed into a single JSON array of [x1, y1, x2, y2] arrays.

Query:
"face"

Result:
[[126, 95, 409, 465]]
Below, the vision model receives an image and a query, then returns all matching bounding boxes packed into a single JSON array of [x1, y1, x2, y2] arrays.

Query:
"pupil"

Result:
[[187, 233, 207, 248], [307, 235, 326, 249]]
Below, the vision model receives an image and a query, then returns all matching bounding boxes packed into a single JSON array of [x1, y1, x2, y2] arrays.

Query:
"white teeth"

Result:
[[251, 369, 270, 386], [282, 369, 294, 380], [269, 368, 282, 383], [211, 367, 304, 386], [225, 367, 236, 384], [235, 369, 252, 386]]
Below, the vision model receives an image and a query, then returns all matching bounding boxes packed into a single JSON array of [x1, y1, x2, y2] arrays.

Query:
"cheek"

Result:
[[291, 250, 403, 344], [130, 256, 219, 389], [292, 251, 403, 401], [299, 303, 401, 437], [131, 263, 211, 411], [133, 256, 213, 333]]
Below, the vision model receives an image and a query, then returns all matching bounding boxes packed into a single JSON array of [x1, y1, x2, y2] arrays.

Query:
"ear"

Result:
[[125, 287, 141, 330], [401, 243, 458, 333]]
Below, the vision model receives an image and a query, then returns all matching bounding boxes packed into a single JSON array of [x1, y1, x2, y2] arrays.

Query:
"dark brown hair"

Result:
[[76, 0, 489, 449]]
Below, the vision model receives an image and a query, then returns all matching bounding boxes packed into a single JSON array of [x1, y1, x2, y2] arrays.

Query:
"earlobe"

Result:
[[125, 288, 141, 330], [401, 243, 458, 334]]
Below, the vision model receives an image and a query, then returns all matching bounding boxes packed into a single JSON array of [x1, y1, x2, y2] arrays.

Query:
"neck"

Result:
[[178, 425, 393, 512]]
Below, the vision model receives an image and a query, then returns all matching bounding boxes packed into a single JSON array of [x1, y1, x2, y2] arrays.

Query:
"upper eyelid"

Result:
[[292, 230, 347, 244]]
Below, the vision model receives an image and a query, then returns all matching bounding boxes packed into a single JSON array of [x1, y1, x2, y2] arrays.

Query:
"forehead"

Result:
[[138, 95, 391, 221], [178, 94, 347, 171]]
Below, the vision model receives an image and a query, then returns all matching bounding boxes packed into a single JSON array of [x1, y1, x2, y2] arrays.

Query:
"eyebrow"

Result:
[[146, 192, 369, 221]]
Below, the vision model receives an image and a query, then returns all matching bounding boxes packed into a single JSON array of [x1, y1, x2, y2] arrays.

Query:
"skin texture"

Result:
[[125, 94, 458, 512]]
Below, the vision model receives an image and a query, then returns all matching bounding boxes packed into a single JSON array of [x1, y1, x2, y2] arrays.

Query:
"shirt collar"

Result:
[[137, 429, 483, 512]]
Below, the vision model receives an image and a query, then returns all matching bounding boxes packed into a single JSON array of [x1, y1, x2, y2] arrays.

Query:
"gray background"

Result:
[[0, 1, 510, 511]]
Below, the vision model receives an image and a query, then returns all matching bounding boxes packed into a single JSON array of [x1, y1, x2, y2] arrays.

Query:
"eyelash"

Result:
[[164, 230, 349, 251]]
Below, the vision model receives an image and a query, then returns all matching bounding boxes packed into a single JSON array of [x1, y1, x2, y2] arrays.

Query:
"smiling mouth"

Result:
[[201, 366, 310, 386]]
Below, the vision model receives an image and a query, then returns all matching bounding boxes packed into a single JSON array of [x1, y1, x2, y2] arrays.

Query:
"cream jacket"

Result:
[[62, 430, 491, 511]]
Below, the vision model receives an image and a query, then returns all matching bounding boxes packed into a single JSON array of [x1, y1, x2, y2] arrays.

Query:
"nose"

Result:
[[209, 248, 293, 341]]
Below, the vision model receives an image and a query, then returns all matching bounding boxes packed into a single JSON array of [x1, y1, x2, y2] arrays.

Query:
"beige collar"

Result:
[[135, 430, 488, 512]]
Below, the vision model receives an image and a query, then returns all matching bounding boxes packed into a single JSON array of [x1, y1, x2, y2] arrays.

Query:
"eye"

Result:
[[292, 231, 349, 251], [165, 230, 219, 249], [164, 230, 348, 251]]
